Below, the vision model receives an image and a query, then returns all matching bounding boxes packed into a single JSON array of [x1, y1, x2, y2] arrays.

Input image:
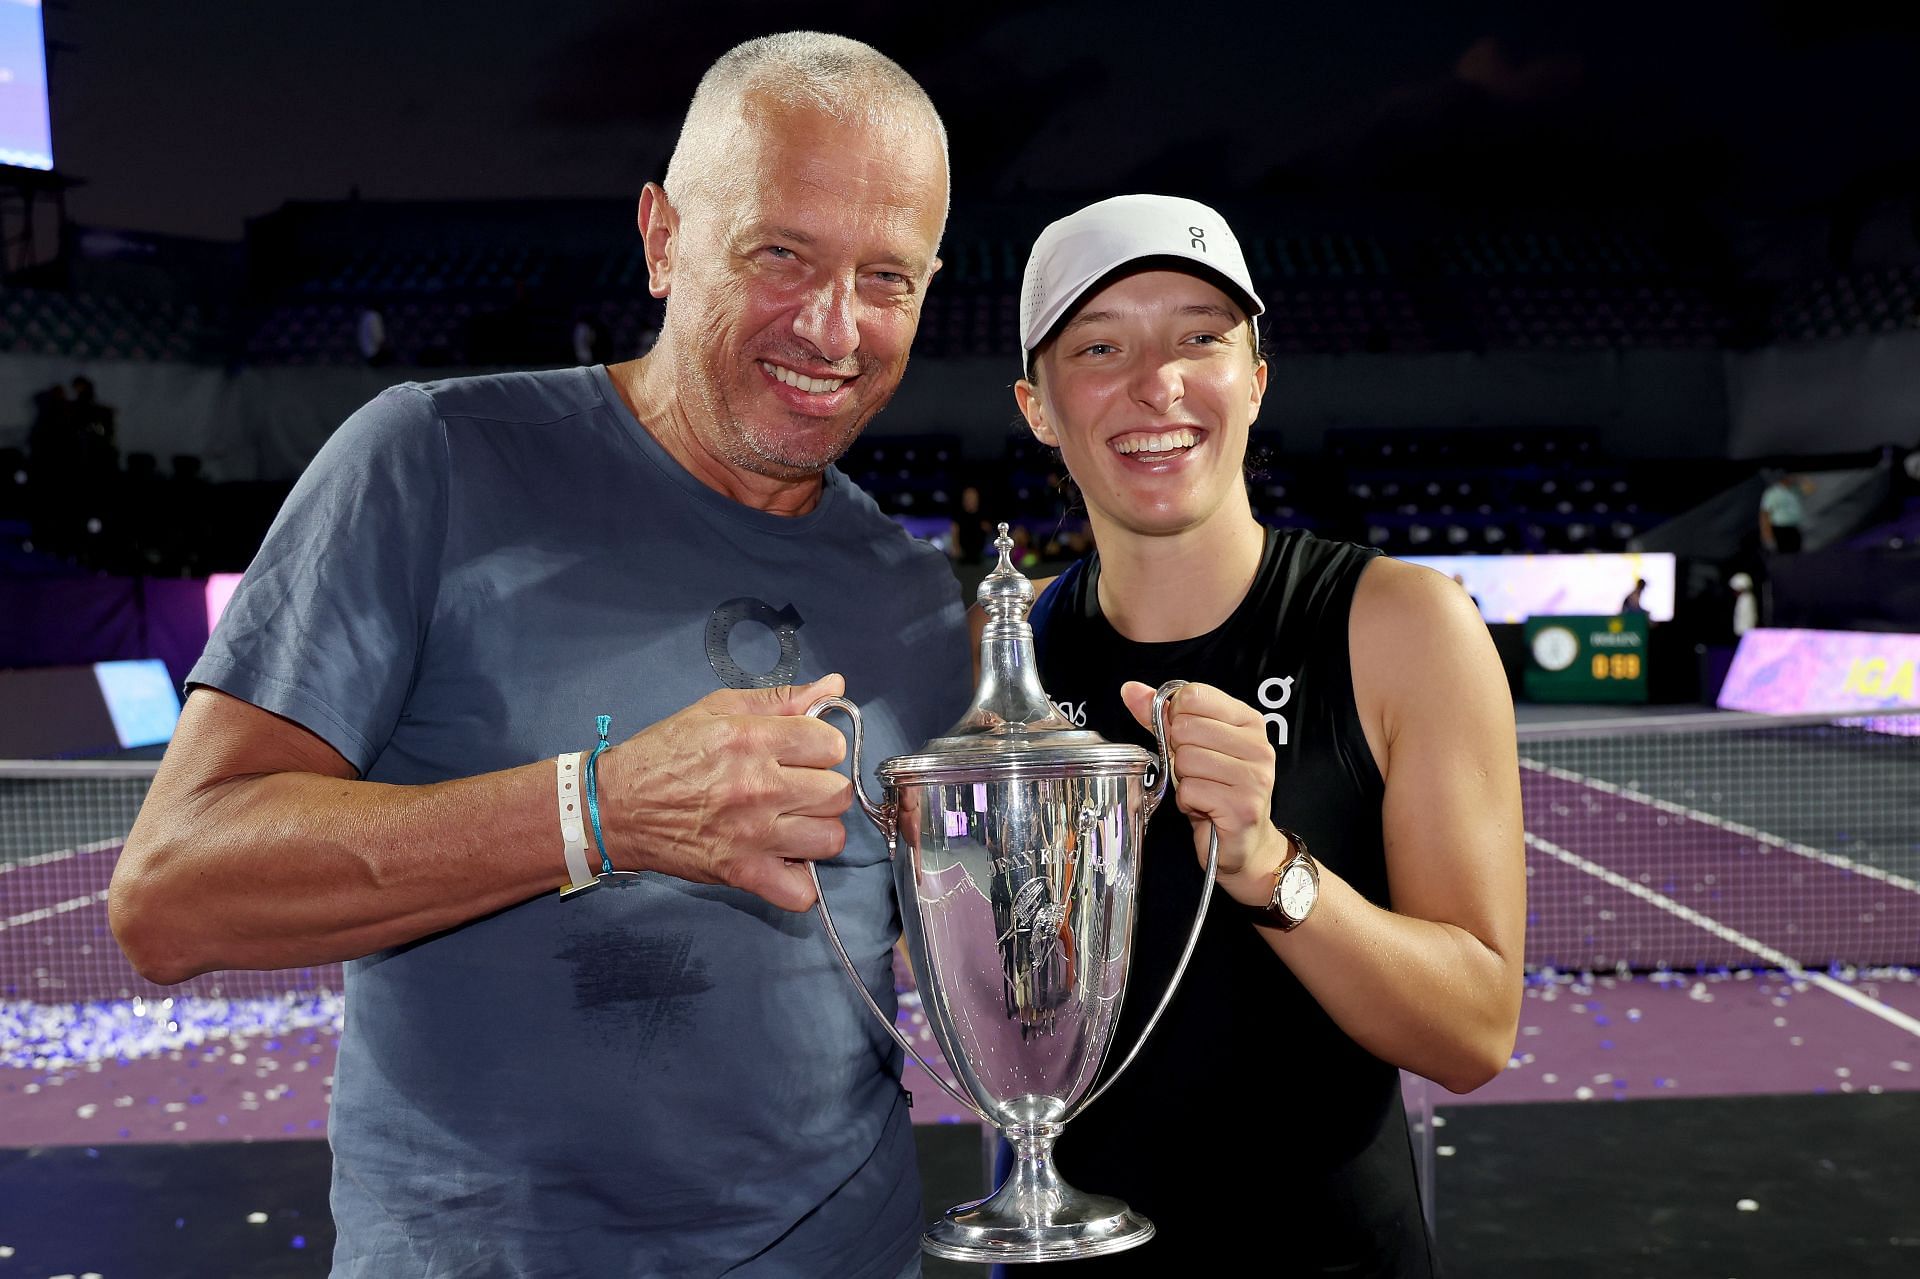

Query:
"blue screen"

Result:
[[0, 1, 52, 171], [93, 660, 183, 748]]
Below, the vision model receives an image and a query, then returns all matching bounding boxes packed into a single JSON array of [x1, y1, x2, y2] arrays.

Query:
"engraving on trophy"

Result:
[[1009, 874, 1073, 975]]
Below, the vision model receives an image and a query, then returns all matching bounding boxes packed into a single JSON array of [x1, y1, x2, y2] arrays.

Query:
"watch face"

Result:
[[1279, 861, 1317, 919], [1531, 625, 1580, 672]]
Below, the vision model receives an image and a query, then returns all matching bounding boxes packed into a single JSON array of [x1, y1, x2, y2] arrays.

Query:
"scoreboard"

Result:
[[1523, 614, 1650, 703]]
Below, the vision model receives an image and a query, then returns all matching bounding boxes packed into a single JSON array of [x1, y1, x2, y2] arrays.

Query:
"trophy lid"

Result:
[[880, 524, 1153, 785]]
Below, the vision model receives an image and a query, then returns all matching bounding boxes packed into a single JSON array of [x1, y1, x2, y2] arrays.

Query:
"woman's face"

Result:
[[1016, 269, 1265, 540]]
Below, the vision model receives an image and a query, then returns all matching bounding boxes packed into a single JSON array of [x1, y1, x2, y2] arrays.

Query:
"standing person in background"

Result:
[[1005, 194, 1525, 1275], [110, 32, 965, 1279], [949, 481, 993, 562], [1621, 577, 1648, 614], [1759, 471, 1811, 553], [1729, 571, 1759, 636]]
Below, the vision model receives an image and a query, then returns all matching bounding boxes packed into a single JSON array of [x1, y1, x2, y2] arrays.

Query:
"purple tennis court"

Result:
[[4, 714, 1919, 1277]]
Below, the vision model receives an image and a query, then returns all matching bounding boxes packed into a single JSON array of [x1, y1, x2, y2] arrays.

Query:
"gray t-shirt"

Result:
[[190, 365, 970, 1277]]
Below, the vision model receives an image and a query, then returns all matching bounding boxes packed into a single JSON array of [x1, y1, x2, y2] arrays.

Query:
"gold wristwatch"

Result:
[[1248, 827, 1318, 931]]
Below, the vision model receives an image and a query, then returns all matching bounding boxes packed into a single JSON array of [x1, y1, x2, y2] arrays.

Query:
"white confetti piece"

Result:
[[1737, 1199, 1759, 1212], [1574, 1086, 1595, 1100], [1437, 1146, 1456, 1157], [0, 1245, 13, 1257], [247, 1211, 269, 1224], [1836, 1067, 1852, 1079], [1542, 1073, 1559, 1085], [75, 1103, 97, 1119]]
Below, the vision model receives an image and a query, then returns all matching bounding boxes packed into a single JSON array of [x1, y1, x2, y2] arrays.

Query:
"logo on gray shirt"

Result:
[[706, 597, 805, 688]]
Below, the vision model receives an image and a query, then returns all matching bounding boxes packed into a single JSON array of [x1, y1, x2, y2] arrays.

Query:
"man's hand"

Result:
[[595, 674, 856, 911], [1118, 680, 1288, 908]]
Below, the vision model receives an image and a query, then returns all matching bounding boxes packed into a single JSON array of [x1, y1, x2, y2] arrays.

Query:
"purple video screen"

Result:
[[1717, 627, 1920, 723], [0, 0, 52, 171], [1398, 552, 1676, 623]]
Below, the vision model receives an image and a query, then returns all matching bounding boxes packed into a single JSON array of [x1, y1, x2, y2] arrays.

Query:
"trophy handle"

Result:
[[1141, 680, 1184, 820], [1065, 679, 1220, 1122], [805, 696, 887, 829], [804, 697, 996, 1128]]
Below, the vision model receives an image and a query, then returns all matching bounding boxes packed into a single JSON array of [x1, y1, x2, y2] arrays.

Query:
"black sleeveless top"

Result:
[[1027, 527, 1439, 1277]]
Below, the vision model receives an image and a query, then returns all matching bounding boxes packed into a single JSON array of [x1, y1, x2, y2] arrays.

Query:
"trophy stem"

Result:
[[923, 1122, 1155, 1263]]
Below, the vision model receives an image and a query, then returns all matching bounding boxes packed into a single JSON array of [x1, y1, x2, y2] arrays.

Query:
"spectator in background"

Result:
[[69, 376, 119, 477], [1728, 572, 1759, 636], [27, 382, 74, 470], [1759, 472, 1811, 553], [571, 312, 611, 365], [356, 306, 394, 366], [949, 482, 993, 562], [1620, 578, 1648, 614]]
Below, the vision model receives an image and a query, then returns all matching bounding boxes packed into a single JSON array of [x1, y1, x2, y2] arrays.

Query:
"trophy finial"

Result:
[[978, 521, 1035, 623], [947, 516, 1069, 739]]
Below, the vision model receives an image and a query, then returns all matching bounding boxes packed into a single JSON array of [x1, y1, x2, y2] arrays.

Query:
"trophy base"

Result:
[[923, 1175, 1155, 1263]]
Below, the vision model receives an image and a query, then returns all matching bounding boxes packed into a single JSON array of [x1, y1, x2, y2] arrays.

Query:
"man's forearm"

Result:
[[111, 761, 561, 984]]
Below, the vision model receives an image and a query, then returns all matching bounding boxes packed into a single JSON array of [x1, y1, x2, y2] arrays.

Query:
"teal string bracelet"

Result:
[[584, 714, 613, 875]]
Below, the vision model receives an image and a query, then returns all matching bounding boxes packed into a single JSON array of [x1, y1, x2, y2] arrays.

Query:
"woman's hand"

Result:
[[1119, 680, 1289, 908]]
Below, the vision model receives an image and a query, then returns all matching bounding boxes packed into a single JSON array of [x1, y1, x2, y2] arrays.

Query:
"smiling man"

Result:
[[109, 33, 968, 1279]]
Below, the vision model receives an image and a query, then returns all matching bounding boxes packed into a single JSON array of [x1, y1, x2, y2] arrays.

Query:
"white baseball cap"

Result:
[[1018, 193, 1265, 366]]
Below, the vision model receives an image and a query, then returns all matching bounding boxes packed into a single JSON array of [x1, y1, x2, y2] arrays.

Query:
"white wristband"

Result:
[[555, 751, 596, 894]]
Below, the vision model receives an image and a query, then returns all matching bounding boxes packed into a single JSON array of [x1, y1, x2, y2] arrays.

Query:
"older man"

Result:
[[110, 32, 965, 1278]]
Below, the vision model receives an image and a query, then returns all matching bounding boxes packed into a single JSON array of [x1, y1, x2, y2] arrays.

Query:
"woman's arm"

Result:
[[1120, 558, 1525, 1093]]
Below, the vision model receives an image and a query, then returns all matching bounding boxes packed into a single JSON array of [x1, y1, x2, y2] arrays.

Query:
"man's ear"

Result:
[[1014, 377, 1059, 447], [638, 183, 678, 299]]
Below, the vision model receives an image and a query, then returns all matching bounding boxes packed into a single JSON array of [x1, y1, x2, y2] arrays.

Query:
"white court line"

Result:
[[1520, 757, 1920, 897], [0, 838, 123, 876], [0, 887, 111, 933], [1527, 831, 1920, 1040]]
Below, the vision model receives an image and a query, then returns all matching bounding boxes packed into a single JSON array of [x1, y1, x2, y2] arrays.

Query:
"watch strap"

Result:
[[1246, 827, 1316, 932]]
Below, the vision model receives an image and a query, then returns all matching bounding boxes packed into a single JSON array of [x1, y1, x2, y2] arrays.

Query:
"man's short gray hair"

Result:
[[664, 32, 949, 230]]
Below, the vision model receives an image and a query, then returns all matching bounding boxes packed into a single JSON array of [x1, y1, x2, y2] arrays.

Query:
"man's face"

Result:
[[1016, 269, 1266, 539], [649, 100, 946, 482]]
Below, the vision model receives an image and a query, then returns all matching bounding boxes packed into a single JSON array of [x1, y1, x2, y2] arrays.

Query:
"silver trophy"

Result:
[[807, 525, 1216, 1264]]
